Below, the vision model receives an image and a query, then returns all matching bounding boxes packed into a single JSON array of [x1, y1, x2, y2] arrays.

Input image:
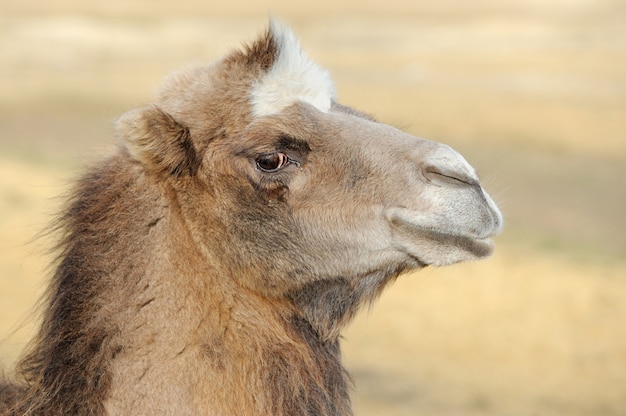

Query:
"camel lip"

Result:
[[462, 234, 495, 257], [388, 216, 497, 262], [385, 206, 502, 240], [389, 213, 499, 243], [418, 228, 496, 257]]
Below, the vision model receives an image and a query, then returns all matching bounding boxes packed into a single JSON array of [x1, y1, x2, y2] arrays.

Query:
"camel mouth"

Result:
[[387, 215, 498, 266], [411, 227, 496, 258]]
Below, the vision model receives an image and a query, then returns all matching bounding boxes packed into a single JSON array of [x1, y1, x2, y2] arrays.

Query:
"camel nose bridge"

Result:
[[417, 142, 479, 186]]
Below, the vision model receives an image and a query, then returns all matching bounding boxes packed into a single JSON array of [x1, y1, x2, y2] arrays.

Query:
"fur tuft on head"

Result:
[[250, 19, 336, 117]]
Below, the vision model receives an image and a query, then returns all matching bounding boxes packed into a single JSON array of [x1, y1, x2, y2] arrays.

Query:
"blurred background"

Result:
[[1, 0, 624, 415]]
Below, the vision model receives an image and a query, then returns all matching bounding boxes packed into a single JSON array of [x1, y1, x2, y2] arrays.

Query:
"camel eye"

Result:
[[256, 152, 290, 173]]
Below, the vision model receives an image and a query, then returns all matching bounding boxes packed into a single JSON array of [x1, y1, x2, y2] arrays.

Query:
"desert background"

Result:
[[1, 0, 625, 415]]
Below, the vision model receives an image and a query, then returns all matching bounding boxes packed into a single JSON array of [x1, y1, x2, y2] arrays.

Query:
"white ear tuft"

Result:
[[250, 19, 336, 117]]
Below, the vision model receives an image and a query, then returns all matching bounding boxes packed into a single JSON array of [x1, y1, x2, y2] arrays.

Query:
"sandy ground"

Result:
[[1, 1, 625, 414]]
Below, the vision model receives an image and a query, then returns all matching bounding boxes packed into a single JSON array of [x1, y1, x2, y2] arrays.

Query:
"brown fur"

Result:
[[0, 23, 501, 415]]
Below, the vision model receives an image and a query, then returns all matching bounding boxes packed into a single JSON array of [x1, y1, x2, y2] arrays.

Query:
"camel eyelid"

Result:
[[255, 152, 300, 173]]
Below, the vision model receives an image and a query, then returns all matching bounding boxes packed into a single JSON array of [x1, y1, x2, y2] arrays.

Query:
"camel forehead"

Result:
[[250, 21, 336, 117]]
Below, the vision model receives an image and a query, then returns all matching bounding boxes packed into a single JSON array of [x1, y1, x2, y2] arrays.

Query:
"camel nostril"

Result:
[[419, 143, 480, 188], [424, 167, 479, 187]]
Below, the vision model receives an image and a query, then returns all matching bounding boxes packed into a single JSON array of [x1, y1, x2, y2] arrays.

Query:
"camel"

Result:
[[0, 21, 502, 415]]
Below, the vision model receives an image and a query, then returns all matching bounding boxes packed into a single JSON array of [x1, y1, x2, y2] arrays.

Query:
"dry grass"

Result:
[[1, 1, 625, 414]]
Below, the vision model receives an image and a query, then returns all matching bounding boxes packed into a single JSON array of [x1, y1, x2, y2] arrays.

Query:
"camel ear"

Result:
[[117, 106, 200, 176]]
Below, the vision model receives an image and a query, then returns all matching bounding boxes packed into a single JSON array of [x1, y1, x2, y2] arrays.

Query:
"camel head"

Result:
[[116, 20, 502, 340]]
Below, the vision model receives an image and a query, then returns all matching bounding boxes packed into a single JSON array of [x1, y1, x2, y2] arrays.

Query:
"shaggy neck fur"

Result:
[[3, 153, 360, 415]]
